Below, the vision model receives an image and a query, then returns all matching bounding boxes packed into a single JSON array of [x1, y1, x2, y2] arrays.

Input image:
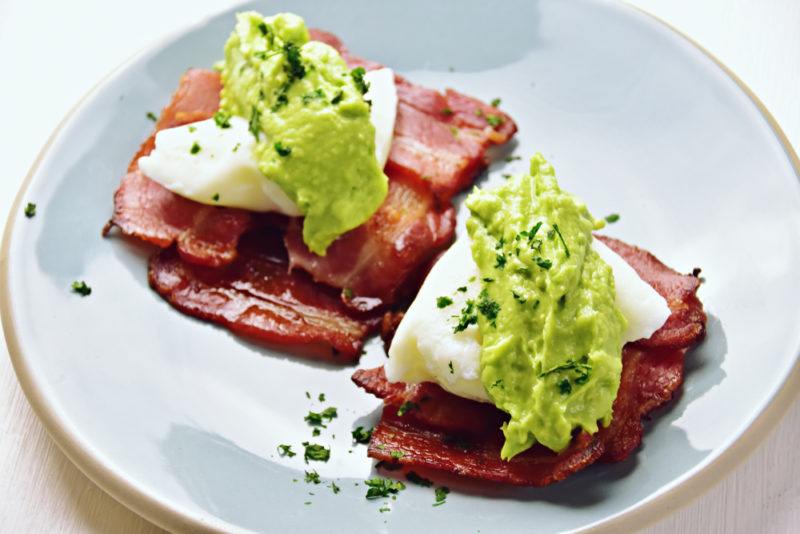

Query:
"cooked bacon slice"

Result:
[[284, 173, 456, 310], [149, 229, 379, 361], [352, 237, 706, 485], [106, 69, 255, 267]]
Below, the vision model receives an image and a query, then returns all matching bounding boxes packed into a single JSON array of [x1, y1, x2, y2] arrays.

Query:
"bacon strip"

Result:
[[352, 237, 706, 485], [284, 173, 456, 310], [107, 69, 254, 268], [149, 229, 379, 361]]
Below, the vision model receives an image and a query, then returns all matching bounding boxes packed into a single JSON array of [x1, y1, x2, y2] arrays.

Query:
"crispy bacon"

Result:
[[352, 237, 706, 485], [106, 69, 255, 267], [284, 172, 456, 310], [149, 229, 379, 361]]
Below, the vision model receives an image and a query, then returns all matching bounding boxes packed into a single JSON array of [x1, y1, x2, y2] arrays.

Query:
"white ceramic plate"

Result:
[[3, 1, 800, 532]]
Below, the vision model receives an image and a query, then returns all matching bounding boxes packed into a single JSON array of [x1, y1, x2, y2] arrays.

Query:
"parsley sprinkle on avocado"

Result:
[[352, 426, 372, 444], [274, 142, 292, 156], [364, 478, 405, 499], [552, 223, 570, 258], [453, 300, 478, 333], [301, 442, 330, 463], [477, 289, 500, 327], [605, 213, 620, 223], [248, 106, 261, 140], [351, 67, 369, 95], [71, 281, 91, 296], [433, 487, 450, 506], [436, 296, 453, 308], [189, 142, 201, 155], [330, 90, 344, 105], [23, 202, 36, 218], [283, 42, 306, 81]]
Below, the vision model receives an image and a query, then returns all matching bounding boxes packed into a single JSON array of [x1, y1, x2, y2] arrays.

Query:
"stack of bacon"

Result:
[[105, 29, 517, 362], [353, 236, 706, 486]]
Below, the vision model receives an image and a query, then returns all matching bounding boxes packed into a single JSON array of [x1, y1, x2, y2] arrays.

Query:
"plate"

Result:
[[3, 0, 800, 532]]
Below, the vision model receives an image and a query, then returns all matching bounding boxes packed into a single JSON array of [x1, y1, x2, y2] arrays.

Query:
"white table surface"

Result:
[[1, 0, 798, 532]]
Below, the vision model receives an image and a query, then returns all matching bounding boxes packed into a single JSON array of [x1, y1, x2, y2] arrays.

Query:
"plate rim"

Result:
[[2, 2, 799, 533]]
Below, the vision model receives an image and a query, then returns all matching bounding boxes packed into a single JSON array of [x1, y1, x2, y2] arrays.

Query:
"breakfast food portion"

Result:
[[105, 12, 517, 358], [353, 155, 706, 485]]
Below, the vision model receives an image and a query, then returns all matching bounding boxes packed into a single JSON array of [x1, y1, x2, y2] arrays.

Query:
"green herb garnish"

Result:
[[283, 42, 306, 81], [277, 444, 296, 457], [305, 470, 321, 484], [436, 296, 453, 308], [189, 142, 201, 155], [486, 114, 503, 127], [552, 223, 570, 258], [490, 98, 501, 107], [213, 110, 231, 128], [477, 289, 500, 327], [329, 481, 341, 494], [535, 257, 552, 270], [396, 401, 417, 417], [146, 111, 158, 122], [274, 141, 292, 156], [23, 202, 36, 218], [331, 90, 344, 105], [604, 213, 620, 223], [452, 300, 477, 333], [352, 426, 372, 444], [448, 361, 454, 374], [71, 281, 91, 296], [248, 106, 261, 139], [364, 478, 406, 499], [351, 66, 369, 95], [301, 442, 331, 463], [433, 486, 450, 506]]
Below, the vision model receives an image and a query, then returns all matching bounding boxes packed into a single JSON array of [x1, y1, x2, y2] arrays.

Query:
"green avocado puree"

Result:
[[219, 12, 388, 255], [465, 154, 626, 458]]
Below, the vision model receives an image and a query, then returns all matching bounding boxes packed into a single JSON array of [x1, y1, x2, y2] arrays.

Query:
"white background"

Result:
[[0, 0, 798, 532]]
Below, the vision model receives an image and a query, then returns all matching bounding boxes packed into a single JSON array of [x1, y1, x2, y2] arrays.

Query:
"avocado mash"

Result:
[[219, 12, 388, 255], [465, 154, 626, 458]]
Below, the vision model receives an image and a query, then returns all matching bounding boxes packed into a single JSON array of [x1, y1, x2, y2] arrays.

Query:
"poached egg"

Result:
[[138, 68, 397, 215]]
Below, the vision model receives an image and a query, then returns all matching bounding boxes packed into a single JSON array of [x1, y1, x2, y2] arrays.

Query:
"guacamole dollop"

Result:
[[465, 154, 626, 458], [219, 12, 388, 255]]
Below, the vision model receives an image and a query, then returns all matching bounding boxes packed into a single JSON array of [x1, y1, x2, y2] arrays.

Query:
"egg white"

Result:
[[386, 236, 672, 403], [138, 68, 397, 214]]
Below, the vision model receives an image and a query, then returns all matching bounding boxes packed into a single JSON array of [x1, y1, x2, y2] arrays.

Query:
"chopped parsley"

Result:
[[482, 277, 495, 283], [274, 141, 292, 156], [504, 155, 521, 162], [477, 289, 500, 327], [511, 291, 526, 304], [557, 379, 572, 395], [494, 253, 507, 270], [351, 66, 370, 95], [23, 202, 36, 218], [364, 478, 406, 499], [277, 444, 296, 457], [283, 42, 306, 81], [352, 426, 372, 444], [312, 428, 321, 436], [552, 223, 570, 258], [212, 193, 220, 202], [486, 114, 503, 127], [305, 470, 321, 484], [318, 393, 326, 402], [390, 450, 404, 459], [189, 142, 201, 155], [301, 442, 331, 463], [540, 355, 592, 388], [535, 257, 552, 270], [248, 106, 261, 139], [456, 286, 467, 292], [433, 487, 450, 506], [436, 296, 453, 308], [305, 407, 337, 427], [257, 21, 269, 36], [302, 88, 326, 104], [146, 111, 158, 122], [188, 126, 196, 133], [213, 110, 231, 128], [490, 97, 501, 107], [330, 90, 344, 105], [329, 481, 341, 494], [232, 142, 241, 153], [342, 287, 354, 299], [452, 300, 477, 333], [396, 401, 417, 417], [490, 379, 504, 389], [406, 471, 433, 487], [605, 213, 620, 223], [448, 361, 454, 374], [502, 173, 512, 180], [440, 107, 454, 116], [379, 506, 391, 513], [71, 281, 91, 296]]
